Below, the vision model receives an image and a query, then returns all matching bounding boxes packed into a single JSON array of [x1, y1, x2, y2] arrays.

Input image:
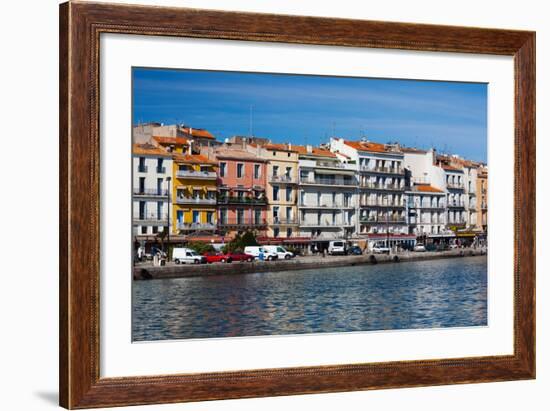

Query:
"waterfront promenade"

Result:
[[133, 248, 487, 280]]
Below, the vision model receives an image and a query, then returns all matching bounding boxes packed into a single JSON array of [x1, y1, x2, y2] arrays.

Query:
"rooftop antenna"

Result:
[[249, 105, 254, 137]]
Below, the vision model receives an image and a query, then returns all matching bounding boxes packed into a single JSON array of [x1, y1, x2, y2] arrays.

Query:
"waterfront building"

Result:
[[330, 138, 413, 248], [439, 162, 467, 229], [132, 143, 172, 238], [213, 145, 268, 238], [250, 143, 300, 239], [476, 166, 488, 232], [171, 153, 218, 235], [134, 123, 220, 149], [295, 144, 358, 241], [405, 183, 446, 237]]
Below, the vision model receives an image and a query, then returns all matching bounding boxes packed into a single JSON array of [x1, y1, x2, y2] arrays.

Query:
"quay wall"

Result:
[[133, 249, 487, 280]]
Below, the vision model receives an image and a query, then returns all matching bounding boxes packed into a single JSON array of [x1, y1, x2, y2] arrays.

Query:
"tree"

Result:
[[187, 241, 216, 255]]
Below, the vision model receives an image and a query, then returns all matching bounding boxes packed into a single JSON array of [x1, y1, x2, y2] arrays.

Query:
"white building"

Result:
[[405, 184, 446, 236], [295, 145, 357, 240], [330, 138, 414, 249], [132, 143, 173, 237]]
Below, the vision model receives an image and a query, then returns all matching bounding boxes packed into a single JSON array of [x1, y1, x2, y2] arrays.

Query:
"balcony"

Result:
[[176, 170, 217, 179], [218, 219, 267, 228], [156, 166, 166, 174], [175, 197, 217, 205], [137, 165, 148, 173], [447, 183, 464, 190], [447, 202, 465, 208], [360, 200, 405, 208], [360, 165, 404, 175], [298, 202, 354, 209], [218, 196, 267, 205], [300, 177, 356, 186], [409, 203, 445, 210], [360, 182, 403, 191], [269, 218, 299, 225], [133, 214, 168, 225], [270, 174, 297, 184], [299, 220, 351, 228], [360, 216, 407, 224], [133, 188, 169, 197], [177, 222, 216, 231]]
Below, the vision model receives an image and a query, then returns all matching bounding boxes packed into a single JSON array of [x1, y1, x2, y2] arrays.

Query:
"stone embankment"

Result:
[[133, 248, 487, 280]]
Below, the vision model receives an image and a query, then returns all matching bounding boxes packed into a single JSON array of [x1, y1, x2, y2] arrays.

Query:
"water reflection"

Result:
[[132, 256, 487, 341]]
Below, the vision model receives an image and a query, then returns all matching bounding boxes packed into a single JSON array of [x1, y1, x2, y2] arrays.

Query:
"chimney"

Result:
[[306, 144, 313, 154]]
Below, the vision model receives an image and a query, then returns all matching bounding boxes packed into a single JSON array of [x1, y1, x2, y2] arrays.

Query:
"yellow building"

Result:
[[171, 153, 218, 234], [250, 143, 300, 238], [476, 166, 488, 232]]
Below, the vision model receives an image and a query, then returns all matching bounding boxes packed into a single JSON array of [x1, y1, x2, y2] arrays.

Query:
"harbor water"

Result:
[[132, 255, 487, 341]]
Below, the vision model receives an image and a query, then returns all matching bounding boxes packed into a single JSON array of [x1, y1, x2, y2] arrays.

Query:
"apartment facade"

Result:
[[406, 184, 446, 236], [214, 145, 268, 238], [330, 138, 414, 248], [172, 153, 218, 234], [251, 143, 300, 239], [296, 145, 357, 240], [132, 143, 172, 237]]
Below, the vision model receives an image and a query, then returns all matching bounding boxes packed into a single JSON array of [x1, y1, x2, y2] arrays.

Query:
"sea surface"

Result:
[[132, 255, 487, 341]]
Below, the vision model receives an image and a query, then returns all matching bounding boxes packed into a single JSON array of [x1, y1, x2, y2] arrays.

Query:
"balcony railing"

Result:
[[298, 202, 354, 209], [133, 214, 168, 224], [300, 220, 352, 227], [156, 166, 166, 174], [447, 183, 464, 189], [270, 175, 297, 184], [360, 182, 403, 190], [360, 216, 407, 224], [137, 165, 148, 173], [176, 170, 217, 179], [409, 203, 445, 209], [133, 188, 169, 197], [175, 197, 217, 205], [218, 219, 267, 227], [360, 165, 404, 175], [269, 218, 299, 225], [177, 222, 216, 231], [300, 177, 356, 186], [360, 201, 405, 208], [218, 196, 267, 205], [447, 202, 465, 208]]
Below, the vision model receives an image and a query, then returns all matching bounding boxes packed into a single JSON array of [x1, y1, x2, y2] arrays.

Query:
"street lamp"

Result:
[[166, 176, 171, 260]]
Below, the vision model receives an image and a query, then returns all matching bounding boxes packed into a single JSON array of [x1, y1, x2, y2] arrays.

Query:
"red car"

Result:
[[203, 252, 254, 263]]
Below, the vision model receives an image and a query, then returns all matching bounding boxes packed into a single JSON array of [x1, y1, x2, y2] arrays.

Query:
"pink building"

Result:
[[214, 145, 268, 238]]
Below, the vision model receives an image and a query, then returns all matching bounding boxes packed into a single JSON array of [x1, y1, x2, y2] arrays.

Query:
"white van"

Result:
[[328, 240, 346, 255], [262, 245, 294, 260], [172, 248, 207, 264], [243, 246, 278, 261]]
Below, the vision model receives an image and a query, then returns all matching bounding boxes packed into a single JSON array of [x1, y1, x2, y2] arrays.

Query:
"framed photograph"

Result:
[[59, 1, 535, 408]]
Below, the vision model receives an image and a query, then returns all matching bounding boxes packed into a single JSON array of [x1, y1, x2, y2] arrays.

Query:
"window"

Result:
[[138, 157, 146, 172], [237, 209, 244, 224], [193, 189, 201, 198], [237, 163, 244, 178], [141, 226, 147, 234], [273, 206, 279, 222], [157, 158, 164, 173], [139, 177, 145, 193], [286, 206, 292, 221], [206, 211, 213, 224], [272, 165, 279, 177], [286, 228, 292, 237], [206, 190, 216, 200], [200, 166, 209, 173], [157, 178, 163, 195], [273, 186, 279, 201], [255, 209, 262, 224], [152, 226, 158, 234], [286, 187, 292, 202], [220, 209, 227, 224], [157, 202, 163, 219], [139, 201, 146, 219], [254, 164, 261, 179], [192, 210, 200, 223], [285, 167, 292, 177], [219, 162, 226, 177], [274, 228, 280, 237]]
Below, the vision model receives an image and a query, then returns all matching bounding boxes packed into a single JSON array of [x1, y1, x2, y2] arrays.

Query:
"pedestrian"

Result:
[[137, 246, 144, 262]]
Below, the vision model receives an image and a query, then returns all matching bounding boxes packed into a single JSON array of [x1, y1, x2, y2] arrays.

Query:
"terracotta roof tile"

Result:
[[441, 164, 463, 172], [181, 127, 215, 139], [132, 143, 171, 157], [263, 143, 298, 152], [153, 136, 190, 146], [293, 145, 337, 158], [414, 184, 444, 193], [173, 153, 217, 165]]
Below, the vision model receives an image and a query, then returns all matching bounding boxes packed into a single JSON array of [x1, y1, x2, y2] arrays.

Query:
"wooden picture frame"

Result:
[[59, 1, 535, 408]]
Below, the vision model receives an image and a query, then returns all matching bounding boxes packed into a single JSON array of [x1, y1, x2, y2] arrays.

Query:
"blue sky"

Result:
[[133, 68, 487, 162]]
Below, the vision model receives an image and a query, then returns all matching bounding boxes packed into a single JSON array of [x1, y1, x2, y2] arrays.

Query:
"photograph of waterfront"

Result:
[[131, 68, 488, 342]]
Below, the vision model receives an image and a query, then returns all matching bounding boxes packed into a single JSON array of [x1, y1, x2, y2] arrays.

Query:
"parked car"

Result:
[[262, 245, 294, 260], [346, 245, 363, 255], [243, 246, 278, 261], [372, 243, 390, 254], [203, 252, 233, 263], [328, 240, 346, 255], [413, 244, 427, 252], [227, 252, 255, 262], [145, 247, 167, 260], [173, 248, 207, 264]]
